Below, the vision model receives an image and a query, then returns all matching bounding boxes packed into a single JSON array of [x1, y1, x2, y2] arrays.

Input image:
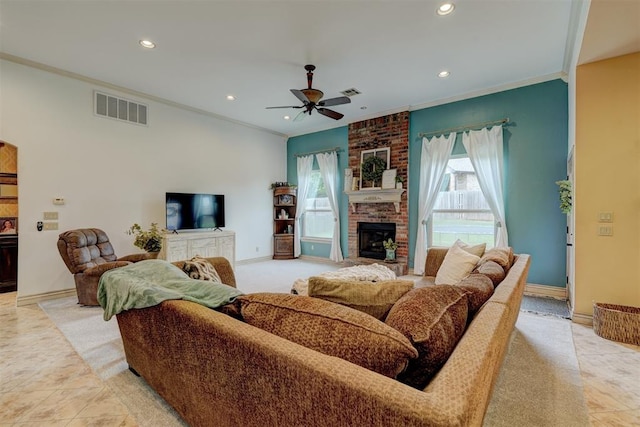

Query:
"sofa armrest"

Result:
[[423, 247, 449, 277], [118, 253, 154, 263], [84, 261, 131, 276]]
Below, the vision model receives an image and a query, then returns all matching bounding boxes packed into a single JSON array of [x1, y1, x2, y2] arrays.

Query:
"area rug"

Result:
[[39, 260, 589, 426]]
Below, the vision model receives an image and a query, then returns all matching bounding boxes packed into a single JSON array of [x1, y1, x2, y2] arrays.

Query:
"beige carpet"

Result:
[[40, 259, 589, 426]]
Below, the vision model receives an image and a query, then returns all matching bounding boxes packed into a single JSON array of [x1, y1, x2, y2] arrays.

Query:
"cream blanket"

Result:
[[292, 263, 397, 296]]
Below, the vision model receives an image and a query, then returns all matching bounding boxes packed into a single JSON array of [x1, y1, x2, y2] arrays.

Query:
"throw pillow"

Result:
[[474, 260, 506, 287], [237, 293, 418, 378], [478, 247, 512, 269], [307, 277, 414, 320], [434, 243, 481, 285], [455, 273, 494, 316], [385, 285, 469, 389], [453, 239, 486, 258], [182, 256, 222, 283]]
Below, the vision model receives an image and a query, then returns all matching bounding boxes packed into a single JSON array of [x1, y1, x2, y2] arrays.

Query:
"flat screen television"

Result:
[[166, 192, 225, 231]]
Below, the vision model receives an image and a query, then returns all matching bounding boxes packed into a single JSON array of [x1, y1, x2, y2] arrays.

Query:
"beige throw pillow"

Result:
[[308, 277, 414, 320], [454, 239, 486, 257], [435, 244, 480, 285]]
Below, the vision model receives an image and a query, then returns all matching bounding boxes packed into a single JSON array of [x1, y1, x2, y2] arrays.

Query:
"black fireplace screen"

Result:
[[358, 222, 396, 260]]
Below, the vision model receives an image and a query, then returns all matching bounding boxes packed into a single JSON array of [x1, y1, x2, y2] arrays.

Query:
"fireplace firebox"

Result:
[[358, 222, 396, 260]]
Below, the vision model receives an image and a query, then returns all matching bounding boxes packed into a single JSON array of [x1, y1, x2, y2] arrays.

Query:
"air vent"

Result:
[[340, 88, 361, 97], [94, 91, 148, 125]]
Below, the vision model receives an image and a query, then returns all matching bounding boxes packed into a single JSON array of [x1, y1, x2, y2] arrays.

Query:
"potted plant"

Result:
[[128, 222, 163, 254], [555, 180, 572, 214], [383, 238, 398, 261]]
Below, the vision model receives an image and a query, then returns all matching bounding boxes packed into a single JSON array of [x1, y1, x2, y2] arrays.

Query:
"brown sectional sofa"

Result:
[[115, 250, 530, 427]]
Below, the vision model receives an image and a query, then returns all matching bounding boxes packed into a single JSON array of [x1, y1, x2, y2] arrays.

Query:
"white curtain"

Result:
[[462, 125, 509, 247], [413, 133, 456, 274], [295, 155, 314, 257], [316, 151, 344, 262]]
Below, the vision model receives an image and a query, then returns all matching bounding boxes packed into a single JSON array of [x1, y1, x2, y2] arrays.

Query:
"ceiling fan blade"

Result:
[[265, 105, 304, 109], [293, 110, 307, 122], [317, 108, 344, 120], [290, 89, 310, 104], [318, 96, 351, 107]]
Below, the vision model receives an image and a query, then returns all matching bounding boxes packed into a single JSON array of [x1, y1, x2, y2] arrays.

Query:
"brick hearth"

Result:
[[347, 111, 409, 273]]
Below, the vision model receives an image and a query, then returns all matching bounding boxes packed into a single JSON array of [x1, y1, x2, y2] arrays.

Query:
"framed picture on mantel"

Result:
[[360, 147, 390, 190]]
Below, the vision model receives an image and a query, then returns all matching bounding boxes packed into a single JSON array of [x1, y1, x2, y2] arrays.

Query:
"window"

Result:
[[429, 157, 495, 248], [302, 170, 333, 240]]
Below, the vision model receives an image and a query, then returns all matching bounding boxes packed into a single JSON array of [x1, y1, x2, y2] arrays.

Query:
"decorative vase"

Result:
[[396, 182, 403, 189], [385, 249, 396, 261], [147, 251, 160, 259]]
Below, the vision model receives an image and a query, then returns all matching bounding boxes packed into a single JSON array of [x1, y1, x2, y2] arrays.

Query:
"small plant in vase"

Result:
[[383, 238, 398, 261], [128, 222, 163, 254]]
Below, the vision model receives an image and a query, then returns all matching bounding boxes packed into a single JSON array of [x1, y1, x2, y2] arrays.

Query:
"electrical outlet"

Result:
[[255, 246, 259, 252], [43, 222, 59, 231], [43, 211, 58, 220]]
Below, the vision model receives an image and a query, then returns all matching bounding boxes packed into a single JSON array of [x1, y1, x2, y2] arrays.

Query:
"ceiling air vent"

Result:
[[340, 88, 361, 97], [94, 91, 148, 126]]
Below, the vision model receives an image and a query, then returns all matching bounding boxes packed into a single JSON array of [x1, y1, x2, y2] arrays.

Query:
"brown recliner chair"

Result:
[[57, 228, 152, 306]]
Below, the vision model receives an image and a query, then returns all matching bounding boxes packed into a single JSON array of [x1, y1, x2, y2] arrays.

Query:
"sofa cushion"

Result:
[[455, 273, 495, 316], [385, 285, 469, 389], [474, 260, 506, 287], [237, 293, 418, 378], [307, 277, 414, 320], [182, 256, 222, 283], [479, 247, 513, 270], [435, 244, 480, 285]]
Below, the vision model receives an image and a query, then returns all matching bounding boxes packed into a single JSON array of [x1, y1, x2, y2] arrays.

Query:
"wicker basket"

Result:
[[593, 303, 640, 346]]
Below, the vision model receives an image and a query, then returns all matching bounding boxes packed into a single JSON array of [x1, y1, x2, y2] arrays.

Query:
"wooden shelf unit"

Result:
[[273, 186, 297, 259]]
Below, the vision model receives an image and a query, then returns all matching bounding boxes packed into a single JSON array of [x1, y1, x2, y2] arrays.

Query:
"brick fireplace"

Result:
[[347, 111, 409, 273]]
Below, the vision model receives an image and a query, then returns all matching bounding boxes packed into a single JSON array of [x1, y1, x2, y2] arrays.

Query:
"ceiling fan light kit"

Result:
[[266, 64, 351, 121]]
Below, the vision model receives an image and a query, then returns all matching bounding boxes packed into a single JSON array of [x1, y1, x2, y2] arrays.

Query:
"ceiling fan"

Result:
[[266, 64, 351, 121]]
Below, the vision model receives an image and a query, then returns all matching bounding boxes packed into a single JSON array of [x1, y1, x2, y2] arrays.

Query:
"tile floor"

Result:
[[1, 291, 639, 426]]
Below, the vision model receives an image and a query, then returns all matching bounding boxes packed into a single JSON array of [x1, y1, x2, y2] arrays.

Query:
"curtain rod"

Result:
[[418, 118, 510, 138], [294, 147, 342, 157]]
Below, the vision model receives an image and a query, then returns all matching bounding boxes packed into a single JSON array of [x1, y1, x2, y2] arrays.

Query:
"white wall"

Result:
[[0, 59, 287, 299]]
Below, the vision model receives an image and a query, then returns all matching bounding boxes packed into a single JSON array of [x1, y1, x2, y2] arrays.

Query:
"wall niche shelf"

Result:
[[344, 188, 405, 213]]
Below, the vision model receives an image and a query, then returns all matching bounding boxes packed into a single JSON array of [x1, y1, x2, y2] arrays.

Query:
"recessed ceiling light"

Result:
[[226, 95, 236, 101], [139, 39, 156, 49], [437, 3, 455, 16], [284, 115, 291, 120], [438, 70, 450, 78]]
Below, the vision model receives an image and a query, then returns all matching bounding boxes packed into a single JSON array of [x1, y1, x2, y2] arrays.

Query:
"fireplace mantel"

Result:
[[344, 188, 405, 213]]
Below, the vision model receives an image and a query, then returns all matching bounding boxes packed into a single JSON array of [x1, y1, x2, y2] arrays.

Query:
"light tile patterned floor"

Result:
[[1, 290, 639, 426]]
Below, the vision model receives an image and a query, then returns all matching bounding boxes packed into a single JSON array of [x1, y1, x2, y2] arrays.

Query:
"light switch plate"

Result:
[[598, 212, 613, 223], [43, 222, 58, 231], [598, 225, 613, 236], [43, 211, 58, 220]]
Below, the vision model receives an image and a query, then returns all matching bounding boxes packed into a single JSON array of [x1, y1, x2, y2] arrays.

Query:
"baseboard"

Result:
[[571, 312, 593, 326], [235, 256, 273, 265], [298, 255, 344, 266], [524, 283, 567, 300], [17, 288, 77, 307]]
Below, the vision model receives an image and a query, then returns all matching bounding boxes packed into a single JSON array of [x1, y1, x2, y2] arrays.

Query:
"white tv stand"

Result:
[[159, 230, 235, 267]]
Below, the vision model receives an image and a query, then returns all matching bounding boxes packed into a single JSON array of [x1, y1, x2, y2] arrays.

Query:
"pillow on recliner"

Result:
[[307, 276, 414, 320], [237, 293, 418, 378]]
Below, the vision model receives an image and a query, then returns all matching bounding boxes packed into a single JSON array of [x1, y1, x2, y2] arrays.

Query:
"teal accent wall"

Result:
[[287, 79, 568, 288], [287, 126, 349, 259]]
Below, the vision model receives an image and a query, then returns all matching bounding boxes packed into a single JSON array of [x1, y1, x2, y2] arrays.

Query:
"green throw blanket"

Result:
[[98, 259, 243, 321]]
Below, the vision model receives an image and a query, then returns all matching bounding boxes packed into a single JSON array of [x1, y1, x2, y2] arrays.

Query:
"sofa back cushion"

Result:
[[455, 273, 495, 316], [307, 277, 414, 320], [385, 285, 469, 389], [473, 260, 506, 287], [237, 293, 418, 378]]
